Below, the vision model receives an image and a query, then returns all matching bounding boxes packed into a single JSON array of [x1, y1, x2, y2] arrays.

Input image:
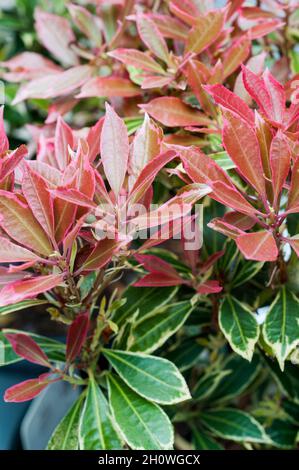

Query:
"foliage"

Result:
[[0, 0, 299, 451]]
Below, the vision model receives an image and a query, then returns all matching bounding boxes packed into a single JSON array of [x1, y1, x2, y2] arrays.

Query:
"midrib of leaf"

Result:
[[280, 287, 287, 358], [27, 172, 53, 236], [189, 15, 220, 53], [201, 411, 263, 439], [106, 350, 182, 393], [227, 296, 248, 353], [109, 375, 160, 447]]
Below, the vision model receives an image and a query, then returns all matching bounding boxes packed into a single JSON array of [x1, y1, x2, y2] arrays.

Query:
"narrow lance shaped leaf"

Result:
[[66, 313, 90, 364], [0, 106, 9, 155], [186, 9, 226, 55], [4, 373, 57, 403], [0, 190, 53, 256], [100, 103, 129, 197], [79, 377, 122, 450], [0, 274, 64, 307], [200, 408, 269, 444], [140, 97, 212, 127], [222, 109, 266, 198], [35, 9, 78, 66], [205, 84, 254, 125], [54, 117, 74, 171], [287, 157, 299, 213], [0, 145, 28, 183], [236, 231, 278, 262], [22, 165, 55, 240], [107, 374, 173, 450], [270, 131, 291, 207], [263, 287, 299, 371], [68, 4, 102, 47], [108, 49, 165, 74], [47, 394, 85, 450], [222, 36, 251, 79], [103, 349, 191, 405], [77, 77, 141, 99], [5, 333, 51, 367], [219, 295, 259, 361], [136, 13, 169, 63], [81, 239, 123, 272], [0, 236, 42, 263]]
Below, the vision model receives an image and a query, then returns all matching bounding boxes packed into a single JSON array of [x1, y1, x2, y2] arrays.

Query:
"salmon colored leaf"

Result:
[[77, 77, 141, 98], [236, 231, 278, 261], [5, 333, 51, 367], [108, 49, 165, 74], [0, 236, 42, 263], [270, 130, 291, 207], [186, 9, 226, 55], [4, 373, 56, 403], [136, 13, 169, 63]]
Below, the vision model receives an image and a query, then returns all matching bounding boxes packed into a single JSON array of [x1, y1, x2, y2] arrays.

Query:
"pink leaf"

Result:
[[108, 49, 165, 74], [87, 117, 104, 163], [169, 0, 200, 26], [0, 236, 42, 263], [236, 231, 278, 261], [205, 84, 254, 125], [22, 165, 55, 240], [223, 212, 256, 231], [0, 145, 27, 183], [234, 52, 266, 104], [77, 77, 141, 98], [0, 190, 53, 256], [140, 97, 211, 127], [211, 181, 260, 217], [52, 188, 96, 209], [100, 103, 129, 197], [5, 333, 51, 367], [185, 9, 227, 55], [35, 9, 78, 66], [0, 274, 64, 307], [4, 373, 56, 403], [149, 13, 188, 41], [136, 13, 169, 63], [208, 217, 245, 239], [222, 108, 266, 197], [222, 35, 251, 79], [128, 150, 176, 206], [66, 313, 90, 363], [287, 157, 299, 213], [288, 235, 299, 257], [54, 117, 74, 171], [1, 52, 61, 82], [13, 66, 92, 104], [82, 238, 124, 271], [270, 130, 291, 207], [135, 254, 181, 279], [0, 106, 9, 155]]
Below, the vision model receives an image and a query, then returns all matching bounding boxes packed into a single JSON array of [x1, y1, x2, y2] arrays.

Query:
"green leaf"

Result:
[[209, 354, 260, 403], [0, 299, 48, 316], [192, 426, 224, 450], [111, 285, 178, 327], [107, 374, 173, 450], [193, 370, 230, 401], [200, 408, 269, 443], [265, 419, 298, 449], [47, 394, 84, 450], [219, 295, 259, 361], [231, 261, 264, 288], [166, 339, 205, 372], [127, 301, 194, 354], [209, 151, 235, 170], [79, 377, 122, 450], [262, 287, 299, 371], [103, 349, 191, 405], [264, 356, 299, 404], [0, 329, 66, 366]]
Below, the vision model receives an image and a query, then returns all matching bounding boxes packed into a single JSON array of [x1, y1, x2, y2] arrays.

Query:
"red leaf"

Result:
[[66, 313, 90, 363], [5, 333, 51, 367], [0, 274, 64, 307], [149, 13, 188, 40], [140, 97, 211, 127], [197, 280, 222, 294], [100, 103, 129, 197], [53, 188, 96, 209], [222, 35, 251, 79], [208, 217, 245, 239], [135, 253, 181, 279], [128, 150, 176, 206], [223, 212, 256, 231], [0, 106, 9, 155], [211, 181, 260, 217], [54, 117, 74, 171], [22, 165, 55, 240], [134, 272, 184, 287], [0, 145, 27, 182], [81, 238, 123, 271], [236, 231, 278, 261], [270, 130, 291, 207], [222, 108, 266, 197], [4, 373, 55, 403], [205, 84, 254, 125], [87, 117, 104, 163], [77, 77, 141, 98], [287, 157, 299, 213]]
